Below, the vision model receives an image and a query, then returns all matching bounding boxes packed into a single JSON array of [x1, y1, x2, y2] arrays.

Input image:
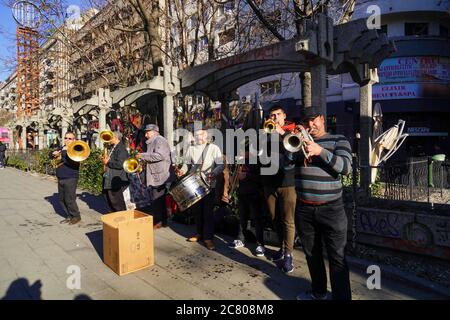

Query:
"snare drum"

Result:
[[169, 172, 211, 212]]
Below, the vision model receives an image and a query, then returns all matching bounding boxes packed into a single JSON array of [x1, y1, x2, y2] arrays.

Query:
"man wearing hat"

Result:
[[290, 105, 352, 300], [137, 124, 173, 228]]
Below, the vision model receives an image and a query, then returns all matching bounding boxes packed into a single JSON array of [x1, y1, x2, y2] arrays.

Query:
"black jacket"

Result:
[[103, 141, 129, 190], [0, 143, 6, 153]]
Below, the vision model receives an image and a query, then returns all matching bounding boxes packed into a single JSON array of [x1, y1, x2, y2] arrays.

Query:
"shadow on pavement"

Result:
[[85, 230, 103, 261], [1, 278, 42, 300], [167, 218, 310, 300], [74, 294, 93, 300], [44, 193, 67, 219], [78, 192, 109, 214]]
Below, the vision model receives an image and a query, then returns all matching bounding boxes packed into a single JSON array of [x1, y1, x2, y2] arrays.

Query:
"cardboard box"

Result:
[[101, 210, 154, 276]]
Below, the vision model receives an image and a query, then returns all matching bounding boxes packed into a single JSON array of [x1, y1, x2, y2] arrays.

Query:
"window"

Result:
[[327, 115, 337, 134], [224, 2, 235, 13], [187, 16, 198, 29], [440, 25, 449, 38], [260, 80, 281, 96], [199, 36, 208, 50], [405, 23, 428, 36], [219, 28, 235, 45]]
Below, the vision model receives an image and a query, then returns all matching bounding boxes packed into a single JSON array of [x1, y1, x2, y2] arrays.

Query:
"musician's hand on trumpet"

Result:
[[304, 140, 323, 157]]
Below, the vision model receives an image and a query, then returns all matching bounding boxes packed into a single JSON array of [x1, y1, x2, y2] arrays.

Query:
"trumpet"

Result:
[[67, 140, 91, 162], [283, 126, 313, 158], [123, 157, 143, 174], [263, 119, 277, 133]]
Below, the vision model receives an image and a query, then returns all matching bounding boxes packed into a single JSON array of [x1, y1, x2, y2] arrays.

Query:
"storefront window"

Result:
[[327, 115, 337, 134]]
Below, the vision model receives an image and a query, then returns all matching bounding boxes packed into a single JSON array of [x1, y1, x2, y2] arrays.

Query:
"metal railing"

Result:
[[5, 149, 55, 175], [373, 157, 449, 204]]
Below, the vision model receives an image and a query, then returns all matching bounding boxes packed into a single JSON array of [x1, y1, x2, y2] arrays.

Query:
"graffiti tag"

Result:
[[359, 211, 401, 238]]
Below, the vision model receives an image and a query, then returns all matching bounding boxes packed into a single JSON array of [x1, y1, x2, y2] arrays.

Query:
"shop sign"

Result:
[[378, 56, 450, 83]]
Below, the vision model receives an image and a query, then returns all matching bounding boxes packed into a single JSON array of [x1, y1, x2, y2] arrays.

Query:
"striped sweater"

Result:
[[292, 133, 352, 203]]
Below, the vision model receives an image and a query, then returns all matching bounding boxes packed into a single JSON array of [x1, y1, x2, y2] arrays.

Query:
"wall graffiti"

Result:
[[356, 207, 450, 259], [358, 209, 401, 238]]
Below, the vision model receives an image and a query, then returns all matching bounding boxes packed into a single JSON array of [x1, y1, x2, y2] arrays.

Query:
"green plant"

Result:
[[78, 148, 104, 195], [36, 148, 52, 174]]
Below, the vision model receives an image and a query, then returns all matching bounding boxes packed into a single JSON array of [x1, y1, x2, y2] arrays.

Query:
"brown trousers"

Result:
[[264, 186, 297, 254]]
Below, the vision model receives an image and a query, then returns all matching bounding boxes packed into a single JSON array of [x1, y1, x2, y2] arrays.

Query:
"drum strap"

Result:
[[191, 143, 210, 174]]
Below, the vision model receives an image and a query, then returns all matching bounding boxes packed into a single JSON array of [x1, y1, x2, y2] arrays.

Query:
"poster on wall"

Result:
[[378, 56, 450, 83]]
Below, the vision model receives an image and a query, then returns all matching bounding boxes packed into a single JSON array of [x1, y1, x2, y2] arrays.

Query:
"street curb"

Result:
[[347, 255, 450, 299]]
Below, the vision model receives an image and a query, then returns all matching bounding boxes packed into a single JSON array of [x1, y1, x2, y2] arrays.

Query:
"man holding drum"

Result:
[[176, 127, 224, 250]]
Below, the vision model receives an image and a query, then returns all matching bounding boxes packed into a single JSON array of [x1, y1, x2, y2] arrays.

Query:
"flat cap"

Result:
[[144, 124, 159, 132], [300, 105, 323, 121]]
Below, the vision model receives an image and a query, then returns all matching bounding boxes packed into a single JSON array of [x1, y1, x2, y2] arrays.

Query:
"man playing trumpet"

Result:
[[290, 106, 352, 300], [101, 131, 129, 212]]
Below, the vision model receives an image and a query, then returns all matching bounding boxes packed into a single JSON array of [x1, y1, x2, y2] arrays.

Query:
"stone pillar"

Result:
[[163, 93, 174, 147], [21, 118, 27, 151], [311, 64, 327, 121], [359, 67, 378, 195], [162, 65, 180, 149], [38, 123, 45, 150], [98, 88, 111, 134]]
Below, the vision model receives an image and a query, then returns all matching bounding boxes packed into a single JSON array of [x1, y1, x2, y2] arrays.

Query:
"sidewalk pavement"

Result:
[[0, 167, 448, 300]]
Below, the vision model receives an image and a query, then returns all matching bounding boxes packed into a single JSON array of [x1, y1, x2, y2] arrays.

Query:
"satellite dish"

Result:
[[12, 1, 41, 29], [370, 119, 409, 183]]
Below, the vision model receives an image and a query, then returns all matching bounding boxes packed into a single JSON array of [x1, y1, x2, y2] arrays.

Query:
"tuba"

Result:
[[123, 157, 143, 174], [67, 140, 91, 162]]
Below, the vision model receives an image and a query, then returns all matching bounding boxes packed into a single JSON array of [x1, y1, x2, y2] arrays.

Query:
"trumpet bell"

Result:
[[67, 140, 91, 162], [283, 133, 303, 153], [123, 158, 142, 174], [263, 119, 276, 133], [100, 130, 114, 144]]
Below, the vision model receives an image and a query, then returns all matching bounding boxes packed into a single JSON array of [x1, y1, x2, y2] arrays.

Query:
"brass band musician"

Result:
[[136, 124, 173, 228], [48, 132, 82, 225], [176, 127, 224, 250], [101, 131, 129, 212]]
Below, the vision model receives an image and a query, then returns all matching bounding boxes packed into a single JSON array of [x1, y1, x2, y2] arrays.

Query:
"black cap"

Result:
[[300, 105, 323, 121]]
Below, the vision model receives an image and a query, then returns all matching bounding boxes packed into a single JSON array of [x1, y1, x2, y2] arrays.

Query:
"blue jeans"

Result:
[[295, 198, 351, 300]]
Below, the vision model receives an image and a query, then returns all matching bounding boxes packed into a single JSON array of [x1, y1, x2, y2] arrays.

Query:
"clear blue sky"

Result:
[[0, 0, 85, 82]]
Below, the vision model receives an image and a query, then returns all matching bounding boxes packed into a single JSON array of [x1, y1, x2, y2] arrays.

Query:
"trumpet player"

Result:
[[136, 124, 173, 228], [48, 132, 81, 225], [290, 106, 352, 300], [262, 105, 297, 273], [101, 131, 129, 212]]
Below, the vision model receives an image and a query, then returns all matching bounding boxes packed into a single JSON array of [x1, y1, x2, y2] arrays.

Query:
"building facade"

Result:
[[238, 0, 450, 159]]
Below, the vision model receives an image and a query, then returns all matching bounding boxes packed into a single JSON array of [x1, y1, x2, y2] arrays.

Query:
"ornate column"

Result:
[[359, 67, 378, 195]]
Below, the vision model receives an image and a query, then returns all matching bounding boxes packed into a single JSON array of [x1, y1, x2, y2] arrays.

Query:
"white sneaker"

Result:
[[228, 239, 244, 248], [255, 245, 265, 257]]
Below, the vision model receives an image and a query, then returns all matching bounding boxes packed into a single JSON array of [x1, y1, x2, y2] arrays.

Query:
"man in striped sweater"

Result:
[[291, 105, 352, 300]]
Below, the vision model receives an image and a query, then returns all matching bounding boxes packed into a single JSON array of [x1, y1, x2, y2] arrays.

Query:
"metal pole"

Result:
[[409, 159, 413, 200]]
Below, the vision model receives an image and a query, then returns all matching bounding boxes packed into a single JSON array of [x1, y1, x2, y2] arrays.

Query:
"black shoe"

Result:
[[60, 218, 71, 224], [69, 217, 81, 225]]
